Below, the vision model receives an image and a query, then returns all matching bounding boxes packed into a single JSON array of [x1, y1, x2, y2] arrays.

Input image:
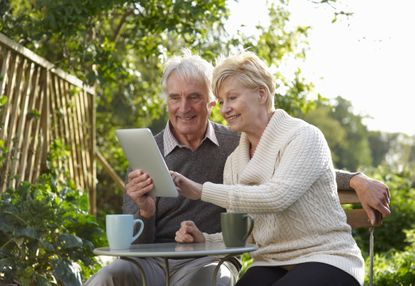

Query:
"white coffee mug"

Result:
[[106, 214, 144, 250]]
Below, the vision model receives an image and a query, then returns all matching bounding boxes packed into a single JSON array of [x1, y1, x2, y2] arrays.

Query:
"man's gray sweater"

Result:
[[123, 122, 240, 243]]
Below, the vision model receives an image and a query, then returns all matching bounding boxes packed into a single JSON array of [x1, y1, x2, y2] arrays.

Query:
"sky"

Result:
[[227, 0, 415, 136]]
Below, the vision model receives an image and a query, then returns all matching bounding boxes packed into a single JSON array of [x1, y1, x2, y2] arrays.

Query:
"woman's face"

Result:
[[217, 76, 266, 133]]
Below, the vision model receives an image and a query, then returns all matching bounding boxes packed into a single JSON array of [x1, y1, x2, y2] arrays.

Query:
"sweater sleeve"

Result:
[[335, 169, 360, 191], [202, 126, 332, 213]]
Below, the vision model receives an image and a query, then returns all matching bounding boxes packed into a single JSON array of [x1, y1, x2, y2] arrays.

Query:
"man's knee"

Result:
[[174, 259, 239, 286], [84, 259, 143, 285]]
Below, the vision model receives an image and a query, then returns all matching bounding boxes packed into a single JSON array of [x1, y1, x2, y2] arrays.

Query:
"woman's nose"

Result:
[[220, 103, 230, 114]]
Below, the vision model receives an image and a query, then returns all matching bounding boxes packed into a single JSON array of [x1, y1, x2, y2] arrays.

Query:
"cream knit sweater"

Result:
[[202, 109, 364, 285]]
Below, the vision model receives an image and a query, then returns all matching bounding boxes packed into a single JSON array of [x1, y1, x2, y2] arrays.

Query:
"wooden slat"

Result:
[[75, 89, 88, 190], [10, 59, 33, 185], [2, 54, 24, 190], [60, 79, 76, 182], [68, 85, 83, 188], [96, 150, 125, 190], [0, 48, 10, 117], [31, 68, 48, 181], [339, 188, 382, 229], [1, 53, 17, 139], [80, 89, 92, 183], [338, 189, 361, 204], [24, 65, 42, 181], [89, 89, 97, 214]]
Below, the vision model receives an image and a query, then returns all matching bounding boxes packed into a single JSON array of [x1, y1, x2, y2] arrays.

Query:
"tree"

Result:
[[329, 97, 372, 170], [368, 131, 393, 167], [1, 0, 231, 213], [301, 103, 346, 163], [0, 0, 323, 213]]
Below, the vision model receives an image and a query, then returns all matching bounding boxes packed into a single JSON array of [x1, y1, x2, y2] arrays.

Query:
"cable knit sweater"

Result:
[[201, 109, 364, 285]]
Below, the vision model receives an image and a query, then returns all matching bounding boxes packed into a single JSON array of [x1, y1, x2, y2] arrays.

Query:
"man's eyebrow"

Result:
[[188, 92, 203, 97]]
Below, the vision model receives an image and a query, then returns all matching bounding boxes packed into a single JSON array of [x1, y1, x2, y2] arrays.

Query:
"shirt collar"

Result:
[[163, 120, 219, 156]]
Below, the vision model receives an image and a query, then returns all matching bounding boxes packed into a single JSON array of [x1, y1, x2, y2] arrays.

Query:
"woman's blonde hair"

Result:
[[212, 51, 275, 111]]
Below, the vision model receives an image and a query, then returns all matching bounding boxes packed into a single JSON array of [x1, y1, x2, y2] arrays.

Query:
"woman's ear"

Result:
[[258, 87, 268, 104]]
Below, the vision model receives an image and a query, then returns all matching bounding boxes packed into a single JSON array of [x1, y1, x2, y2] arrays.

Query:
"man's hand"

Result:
[[170, 171, 202, 200], [126, 169, 156, 218], [350, 173, 391, 225], [175, 221, 205, 243]]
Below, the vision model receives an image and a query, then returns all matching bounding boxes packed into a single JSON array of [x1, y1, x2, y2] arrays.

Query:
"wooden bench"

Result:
[[339, 187, 382, 228], [338, 187, 382, 286]]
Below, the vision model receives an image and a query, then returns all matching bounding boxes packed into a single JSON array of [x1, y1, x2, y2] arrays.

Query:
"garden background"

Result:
[[1, 0, 414, 285]]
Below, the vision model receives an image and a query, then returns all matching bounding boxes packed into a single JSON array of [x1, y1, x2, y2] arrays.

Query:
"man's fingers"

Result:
[[128, 169, 144, 180]]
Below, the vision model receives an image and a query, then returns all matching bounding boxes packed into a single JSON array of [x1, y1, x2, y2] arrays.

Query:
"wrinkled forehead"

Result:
[[166, 71, 210, 97]]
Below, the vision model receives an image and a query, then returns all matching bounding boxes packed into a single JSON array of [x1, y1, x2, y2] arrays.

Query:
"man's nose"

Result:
[[179, 98, 191, 111]]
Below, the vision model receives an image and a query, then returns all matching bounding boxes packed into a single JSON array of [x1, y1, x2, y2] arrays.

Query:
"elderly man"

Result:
[[85, 51, 390, 286]]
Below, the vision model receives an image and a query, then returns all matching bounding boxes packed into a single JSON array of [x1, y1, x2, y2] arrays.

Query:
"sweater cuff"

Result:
[[336, 169, 361, 191], [203, 232, 223, 243], [202, 182, 230, 209]]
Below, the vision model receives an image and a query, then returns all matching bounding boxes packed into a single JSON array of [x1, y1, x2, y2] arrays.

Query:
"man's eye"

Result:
[[190, 95, 200, 100]]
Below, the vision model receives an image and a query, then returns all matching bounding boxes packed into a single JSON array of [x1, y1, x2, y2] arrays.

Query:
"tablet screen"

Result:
[[116, 128, 178, 197]]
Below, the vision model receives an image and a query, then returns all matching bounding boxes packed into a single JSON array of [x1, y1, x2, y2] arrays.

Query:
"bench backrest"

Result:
[[338, 188, 382, 228]]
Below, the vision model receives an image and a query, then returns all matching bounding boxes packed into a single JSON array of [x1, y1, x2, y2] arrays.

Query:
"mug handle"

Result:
[[131, 219, 144, 242], [242, 214, 254, 242]]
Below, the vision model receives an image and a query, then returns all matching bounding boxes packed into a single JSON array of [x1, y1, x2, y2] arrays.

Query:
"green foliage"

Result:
[[0, 140, 106, 285], [233, 2, 316, 117], [302, 103, 346, 162], [354, 166, 415, 254], [368, 229, 415, 286], [239, 253, 253, 279], [368, 131, 392, 167], [1, 0, 231, 214], [330, 97, 372, 169]]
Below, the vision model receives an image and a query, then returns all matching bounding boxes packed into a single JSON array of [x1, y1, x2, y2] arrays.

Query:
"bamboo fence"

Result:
[[0, 33, 98, 213]]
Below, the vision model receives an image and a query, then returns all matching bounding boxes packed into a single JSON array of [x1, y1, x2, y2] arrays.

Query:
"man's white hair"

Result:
[[160, 49, 215, 102]]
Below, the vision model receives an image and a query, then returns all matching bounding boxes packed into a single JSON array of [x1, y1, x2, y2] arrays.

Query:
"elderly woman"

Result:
[[172, 51, 364, 286]]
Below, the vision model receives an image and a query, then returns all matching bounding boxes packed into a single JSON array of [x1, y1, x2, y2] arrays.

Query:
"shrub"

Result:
[[0, 141, 106, 285], [367, 229, 415, 286], [354, 166, 415, 254]]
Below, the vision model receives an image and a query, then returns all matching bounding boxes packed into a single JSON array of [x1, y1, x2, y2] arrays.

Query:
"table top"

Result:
[[94, 242, 257, 258]]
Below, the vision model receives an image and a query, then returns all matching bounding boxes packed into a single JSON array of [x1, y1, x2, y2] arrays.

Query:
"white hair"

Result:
[[160, 49, 215, 102]]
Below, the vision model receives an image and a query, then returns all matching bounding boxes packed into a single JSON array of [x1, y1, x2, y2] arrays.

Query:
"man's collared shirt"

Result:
[[163, 121, 219, 156]]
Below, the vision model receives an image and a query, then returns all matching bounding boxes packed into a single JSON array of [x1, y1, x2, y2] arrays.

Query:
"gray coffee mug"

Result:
[[221, 212, 254, 247]]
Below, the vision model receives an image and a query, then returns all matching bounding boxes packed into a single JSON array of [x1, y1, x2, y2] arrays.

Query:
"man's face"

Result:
[[166, 72, 214, 138]]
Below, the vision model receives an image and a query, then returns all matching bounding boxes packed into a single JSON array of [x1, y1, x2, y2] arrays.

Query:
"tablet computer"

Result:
[[115, 128, 177, 197]]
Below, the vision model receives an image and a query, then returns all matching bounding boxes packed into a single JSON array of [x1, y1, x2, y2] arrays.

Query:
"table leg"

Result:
[[120, 256, 147, 286], [163, 258, 171, 286], [212, 254, 237, 286]]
